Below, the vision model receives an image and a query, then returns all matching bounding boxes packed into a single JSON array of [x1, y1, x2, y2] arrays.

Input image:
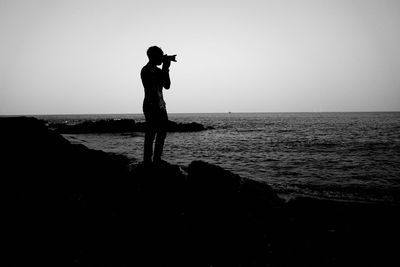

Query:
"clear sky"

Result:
[[1, 0, 399, 115]]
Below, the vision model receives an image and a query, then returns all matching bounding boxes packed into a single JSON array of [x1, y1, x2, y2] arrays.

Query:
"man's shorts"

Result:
[[143, 106, 169, 132]]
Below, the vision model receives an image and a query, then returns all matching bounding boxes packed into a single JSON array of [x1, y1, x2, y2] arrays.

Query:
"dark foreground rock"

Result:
[[2, 117, 399, 266], [48, 118, 214, 133]]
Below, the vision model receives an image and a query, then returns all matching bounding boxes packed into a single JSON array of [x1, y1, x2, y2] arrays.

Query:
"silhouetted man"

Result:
[[141, 46, 171, 164]]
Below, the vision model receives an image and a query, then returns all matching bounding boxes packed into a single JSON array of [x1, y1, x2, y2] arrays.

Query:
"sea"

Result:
[[35, 112, 400, 204]]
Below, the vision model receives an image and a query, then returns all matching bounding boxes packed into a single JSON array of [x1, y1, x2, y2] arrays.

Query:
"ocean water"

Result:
[[37, 112, 400, 204]]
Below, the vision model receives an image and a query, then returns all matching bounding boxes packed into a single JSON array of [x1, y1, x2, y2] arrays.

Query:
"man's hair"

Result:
[[147, 46, 163, 60]]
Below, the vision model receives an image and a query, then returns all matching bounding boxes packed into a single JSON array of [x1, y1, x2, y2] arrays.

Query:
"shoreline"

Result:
[[48, 113, 400, 206], [2, 116, 399, 266]]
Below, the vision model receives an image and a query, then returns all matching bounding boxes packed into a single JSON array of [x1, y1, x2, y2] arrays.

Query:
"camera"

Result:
[[163, 54, 177, 62]]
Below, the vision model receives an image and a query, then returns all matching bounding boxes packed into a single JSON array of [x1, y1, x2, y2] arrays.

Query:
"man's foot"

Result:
[[153, 158, 169, 167], [141, 160, 153, 167]]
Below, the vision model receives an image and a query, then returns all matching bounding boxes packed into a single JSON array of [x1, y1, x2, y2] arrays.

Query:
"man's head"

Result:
[[147, 46, 164, 66]]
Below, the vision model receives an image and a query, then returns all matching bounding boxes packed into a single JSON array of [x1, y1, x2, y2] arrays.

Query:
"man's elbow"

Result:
[[164, 84, 171, 89]]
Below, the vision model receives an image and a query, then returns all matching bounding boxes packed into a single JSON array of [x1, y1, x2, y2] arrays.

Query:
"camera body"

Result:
[[163, 54, 177, 62]]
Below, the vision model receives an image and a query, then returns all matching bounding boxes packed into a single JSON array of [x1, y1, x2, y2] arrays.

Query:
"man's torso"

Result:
[[141, 64, 166, 110]]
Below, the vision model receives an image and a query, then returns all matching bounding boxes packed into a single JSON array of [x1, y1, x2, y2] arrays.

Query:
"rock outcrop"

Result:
[[2, 117, 280, 266], [47, 118, 213, 134]]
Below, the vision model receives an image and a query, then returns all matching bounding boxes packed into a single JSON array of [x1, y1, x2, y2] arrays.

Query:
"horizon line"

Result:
[[1, 110, 400, 116]]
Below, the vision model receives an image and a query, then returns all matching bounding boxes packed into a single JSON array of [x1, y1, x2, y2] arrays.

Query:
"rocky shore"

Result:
[[2, 117, 399, 266]]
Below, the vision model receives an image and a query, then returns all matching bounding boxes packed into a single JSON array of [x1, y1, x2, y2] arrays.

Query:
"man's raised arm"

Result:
[[162, 60, 171, 89]]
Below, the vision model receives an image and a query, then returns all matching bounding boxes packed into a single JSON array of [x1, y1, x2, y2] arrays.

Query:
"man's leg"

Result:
[[153, 130, 166, 163], [143, 130, 156, 163], [153, 109, 168, 163]]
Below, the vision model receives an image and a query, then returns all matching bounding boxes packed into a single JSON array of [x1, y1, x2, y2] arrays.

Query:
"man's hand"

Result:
[[162, 58, 171, 70]]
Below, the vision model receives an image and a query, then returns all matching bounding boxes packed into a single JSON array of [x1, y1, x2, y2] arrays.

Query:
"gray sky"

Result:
[[1, 0, 399, 115]]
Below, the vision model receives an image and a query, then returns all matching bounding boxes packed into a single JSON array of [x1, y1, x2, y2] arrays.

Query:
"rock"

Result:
[[167, 120, 214, 132], [187, 160, 282, 210], [6, 117, 396, 266], [48, 118, 213, 134], [1, 117, 285, 266], [2, 117, 133, 266], [185, 160, 284, 265]]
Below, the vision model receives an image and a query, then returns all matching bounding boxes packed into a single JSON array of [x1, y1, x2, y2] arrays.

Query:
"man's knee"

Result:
[[156, 131, 167, 139], [145, 131, 156, 144]]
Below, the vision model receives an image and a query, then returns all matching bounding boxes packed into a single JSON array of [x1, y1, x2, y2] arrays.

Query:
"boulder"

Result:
[[2, 117, 133, 265]]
